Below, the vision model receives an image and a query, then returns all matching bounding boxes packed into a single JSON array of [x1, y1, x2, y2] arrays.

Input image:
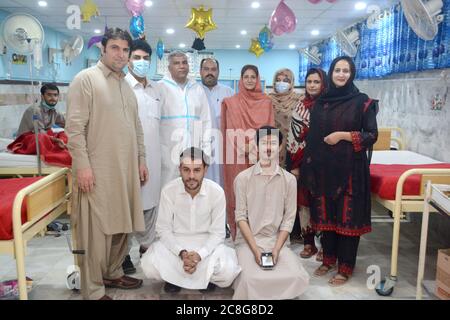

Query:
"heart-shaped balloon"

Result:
[[125, 0, 145, 17], [269, 0, 297, 36]]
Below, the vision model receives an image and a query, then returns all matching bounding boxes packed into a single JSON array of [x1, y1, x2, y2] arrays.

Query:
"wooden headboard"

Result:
[[373, 127, 405, 150]]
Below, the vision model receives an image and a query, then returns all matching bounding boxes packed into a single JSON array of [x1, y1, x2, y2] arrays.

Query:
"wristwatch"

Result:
[[178, 249, 187, 259]]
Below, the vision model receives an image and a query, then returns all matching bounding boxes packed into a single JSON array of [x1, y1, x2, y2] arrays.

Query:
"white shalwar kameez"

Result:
[[141, 178, 241, 289], [202, 83, 234, 186]]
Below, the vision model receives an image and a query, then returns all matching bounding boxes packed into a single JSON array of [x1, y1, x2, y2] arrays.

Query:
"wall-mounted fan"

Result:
[[366, 4, 382, 29], [299, 46, 322, 65], [400, 0, 444, 41], [1, 13, 44, 55], [335, 28, 360, 57], [49, 35, 84, 65], [62, 35, 84, 65]]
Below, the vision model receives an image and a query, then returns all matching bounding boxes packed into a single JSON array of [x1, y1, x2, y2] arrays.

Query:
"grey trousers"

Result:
[[128, 206, 158, 250]]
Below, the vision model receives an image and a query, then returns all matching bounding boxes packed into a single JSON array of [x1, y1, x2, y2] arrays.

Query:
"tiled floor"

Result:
[[0, 202, 448, 300]]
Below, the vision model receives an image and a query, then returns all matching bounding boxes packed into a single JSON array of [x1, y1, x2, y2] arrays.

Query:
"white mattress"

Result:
[[0, 151, 49, 168], [371, 150, 442, 165]]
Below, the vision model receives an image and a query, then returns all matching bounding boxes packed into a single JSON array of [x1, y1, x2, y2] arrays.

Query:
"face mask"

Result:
[[132, 59, 150, 78], [275, 81, 290, 94], [41, 100, 56, 110]]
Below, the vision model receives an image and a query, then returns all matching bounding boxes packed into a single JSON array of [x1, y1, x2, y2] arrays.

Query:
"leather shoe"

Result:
[[104, 275, 143, 290], [99, 295, 113, 300], [164, 282, 181, 293]]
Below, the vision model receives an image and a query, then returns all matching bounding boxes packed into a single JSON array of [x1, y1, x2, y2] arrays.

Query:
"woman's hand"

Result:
[[324, 132, 343, 145]]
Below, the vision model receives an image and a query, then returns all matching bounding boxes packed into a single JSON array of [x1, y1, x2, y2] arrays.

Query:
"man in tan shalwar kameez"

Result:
[[232, 126, 309, 300], [66, 28, 149, 300]]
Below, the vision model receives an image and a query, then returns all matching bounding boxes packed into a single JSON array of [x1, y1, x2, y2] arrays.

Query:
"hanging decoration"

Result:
[[156, 38, 164, 60], [258, 25, 274, 52], [125, 0, 145, 17], [81, 0, 100, 23], [185, 6, 217, 39], [88, 25, 108, 49], [129, 15, 145, 38], [249, 38, 264, 57], [192, 38, 206, 51], [269, 0, 297, 36]]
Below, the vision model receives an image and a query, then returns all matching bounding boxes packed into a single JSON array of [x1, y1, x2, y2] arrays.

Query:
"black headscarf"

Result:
[[300, 56, 370, 198]]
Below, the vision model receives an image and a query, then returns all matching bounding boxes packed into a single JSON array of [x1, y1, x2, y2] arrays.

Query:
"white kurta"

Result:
[[141, 178, 241, 289], [158, 75, 212, 188], [202, 83, 234, 186], [125, 73, 162, 210]]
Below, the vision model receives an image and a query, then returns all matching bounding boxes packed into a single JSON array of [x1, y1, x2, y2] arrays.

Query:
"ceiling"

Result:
[[0, 0, 398, 50]]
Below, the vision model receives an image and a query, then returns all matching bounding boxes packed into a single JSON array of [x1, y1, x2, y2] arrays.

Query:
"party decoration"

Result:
[[269, 0, 297, 36], [185, 6, 217, 39], [88, 26, 108, 49], [156, 38, 164, 60], [125, 0, 145, 17], [129, 15, 145, 39], [192, 38, 206, 51], [81, 0, 99, 23], [249, 38, 264, 57], [258, 25, 274, 52]]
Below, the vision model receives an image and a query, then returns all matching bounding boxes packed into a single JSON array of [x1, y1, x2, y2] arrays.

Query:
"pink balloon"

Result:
[[308, 0, 322, 3], [125, 0, 145, 17], [326, 0, 338, 3], [269, 0, 297, 36]]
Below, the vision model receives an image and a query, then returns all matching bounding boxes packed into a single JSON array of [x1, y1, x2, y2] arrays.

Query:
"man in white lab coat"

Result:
[[200, 58, 234, 187], [124, 39, 162, 274], [158, 52, 212, 189], [141, 147, 241, 293]]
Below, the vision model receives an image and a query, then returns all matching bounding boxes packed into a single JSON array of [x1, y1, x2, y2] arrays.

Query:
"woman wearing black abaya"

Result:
[[300, 56, 378, 286]]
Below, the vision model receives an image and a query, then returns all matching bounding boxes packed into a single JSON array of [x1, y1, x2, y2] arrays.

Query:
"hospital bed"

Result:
[[0, 138, 61, 177], [0, 168, 72, 300], [369, 128, 450, 296]]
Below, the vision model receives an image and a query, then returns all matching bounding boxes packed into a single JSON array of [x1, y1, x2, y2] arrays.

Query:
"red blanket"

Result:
[[7, 131, 71, 167], [0, 177, 42, 240], [370, 163, 450, 200]]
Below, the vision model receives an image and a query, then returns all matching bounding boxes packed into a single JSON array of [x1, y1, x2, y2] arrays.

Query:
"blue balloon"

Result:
[[156, 39, 164, 60], [262, 41, 274, 52], [129, 15, 145, 39], [258, 26, 271, 48]]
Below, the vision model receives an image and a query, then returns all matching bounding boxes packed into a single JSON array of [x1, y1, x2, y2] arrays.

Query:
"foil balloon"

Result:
[[156, 39, 164, 60], [81, 0, 99, 23], [88, 26, 108, 49], [258, 25, 273, 51], [249, 38, 264, 57], [185, 6, 217, 39], [125, 0, 145, 17], [129, 15, 145, 39], [269, 0, 297, 36], [192, 38, 206, 51]]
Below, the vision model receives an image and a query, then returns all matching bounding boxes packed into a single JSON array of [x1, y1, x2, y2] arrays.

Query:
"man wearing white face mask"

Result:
[[269, 69, 301, 169], [124, 39, 162, 274]]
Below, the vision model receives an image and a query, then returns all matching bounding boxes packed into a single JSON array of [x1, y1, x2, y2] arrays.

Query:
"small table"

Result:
[[416, 182, 450, 300]]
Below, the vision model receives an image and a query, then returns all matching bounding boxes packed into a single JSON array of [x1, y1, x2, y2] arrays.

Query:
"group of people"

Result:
[[18, 27, 378, 300]]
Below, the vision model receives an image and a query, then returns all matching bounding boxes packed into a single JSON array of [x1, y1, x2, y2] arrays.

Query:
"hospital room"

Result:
[[0, 0, 449, 304]]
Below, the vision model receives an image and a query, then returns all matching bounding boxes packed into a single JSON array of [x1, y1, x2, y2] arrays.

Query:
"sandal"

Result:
[[328, 273, 350, 287], [316, 248, 323, 262], [300, 245, 318, 259], [313, 264, 336, 277]]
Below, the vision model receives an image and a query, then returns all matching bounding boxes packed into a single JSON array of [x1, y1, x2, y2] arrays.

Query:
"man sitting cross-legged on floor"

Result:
[[141, 147, 241, 293]]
